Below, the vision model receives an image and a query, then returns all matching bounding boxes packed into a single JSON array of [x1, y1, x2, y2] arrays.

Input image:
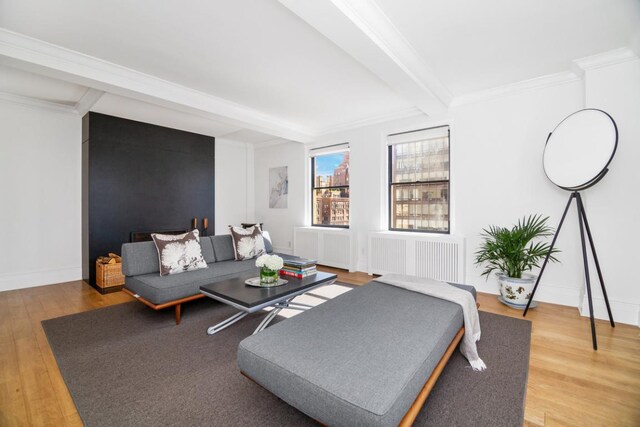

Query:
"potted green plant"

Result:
[[474, 214, 559, 307]]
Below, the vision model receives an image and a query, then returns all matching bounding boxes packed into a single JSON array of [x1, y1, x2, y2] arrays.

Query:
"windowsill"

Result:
[[372, 230, 460, 238], [296, 226, 351, 232]]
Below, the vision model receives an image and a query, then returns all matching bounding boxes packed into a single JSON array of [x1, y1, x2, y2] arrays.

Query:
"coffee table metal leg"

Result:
[[207, 311, 249, 335], [285, 301, 315, 310], [252, 298, 318, 334], [253, 307, 284, 335], [206, 280, 336, 336]]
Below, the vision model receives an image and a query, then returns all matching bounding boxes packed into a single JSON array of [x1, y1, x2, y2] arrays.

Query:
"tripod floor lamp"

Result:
[[524, 109, 617, 350]]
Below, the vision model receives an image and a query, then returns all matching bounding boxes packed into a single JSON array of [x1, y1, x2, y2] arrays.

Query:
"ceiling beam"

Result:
[[279, 0, 451, 116], [0, 28, 314, 142]]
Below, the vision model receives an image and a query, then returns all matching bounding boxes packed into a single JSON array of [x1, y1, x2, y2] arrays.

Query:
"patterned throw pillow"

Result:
[[229, 225, 266, 261], [151, 230, 208, 276]]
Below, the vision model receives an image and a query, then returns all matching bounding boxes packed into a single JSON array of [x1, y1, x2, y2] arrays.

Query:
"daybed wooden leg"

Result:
[[175, 304, 181, 325]]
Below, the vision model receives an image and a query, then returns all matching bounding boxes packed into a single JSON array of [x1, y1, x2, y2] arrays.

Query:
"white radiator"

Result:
[[368, 232, 465, 283], [370, 236, 407, 275], [294, 227, 355, 271]]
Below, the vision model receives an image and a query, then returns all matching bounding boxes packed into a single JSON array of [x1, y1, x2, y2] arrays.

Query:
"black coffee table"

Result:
[[200, 270, 337, 335]]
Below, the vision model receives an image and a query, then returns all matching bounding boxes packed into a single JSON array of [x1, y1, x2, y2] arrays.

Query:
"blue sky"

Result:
[[315, 153, 345, 177]]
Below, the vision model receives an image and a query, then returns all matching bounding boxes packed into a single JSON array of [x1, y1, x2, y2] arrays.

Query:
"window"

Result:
[[311, 145, 350, 227], [388, 126, 450, 233]]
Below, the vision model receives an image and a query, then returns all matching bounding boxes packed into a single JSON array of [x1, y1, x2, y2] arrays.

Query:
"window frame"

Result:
[[387, 126, 451, 234], [310, 152, 350, 229]]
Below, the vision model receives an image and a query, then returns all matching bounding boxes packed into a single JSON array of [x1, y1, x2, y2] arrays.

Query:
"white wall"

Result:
[[0, 102, 82, 291], [214, 138, 255, 235], [252, 141, 306, 254], [253, 60, 640, 325], [577, 59, 640, 324], [452, 81, 586, 305], [0, 108, 256, 291]]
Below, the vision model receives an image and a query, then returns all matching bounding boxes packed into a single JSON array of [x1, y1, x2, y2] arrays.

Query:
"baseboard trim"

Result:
[[475, 280, 639, 327], [530, 284, 582, 306], [0, 266, 82, 292], [580, 295, 640, 327]]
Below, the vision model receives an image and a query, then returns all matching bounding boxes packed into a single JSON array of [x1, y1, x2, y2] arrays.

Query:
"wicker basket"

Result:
[[96, 260, 125, 288]]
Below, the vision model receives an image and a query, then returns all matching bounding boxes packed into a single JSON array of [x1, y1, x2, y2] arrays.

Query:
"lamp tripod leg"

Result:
[[524, 193, 575, 317], [577, 196, 598, 350], [576, 193, 615, 328]]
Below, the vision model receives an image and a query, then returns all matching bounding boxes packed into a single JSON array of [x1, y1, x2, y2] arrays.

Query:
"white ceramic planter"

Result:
[[497, 272, 536, 306]]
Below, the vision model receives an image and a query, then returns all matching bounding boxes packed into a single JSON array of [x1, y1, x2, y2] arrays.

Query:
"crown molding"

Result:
[[0, 90, 77, 115], [1, 87, 105, 116], [452, 47, 639, 108], [0, 28, 314, 142], [573, 47, 638, 73], [214, 138, 252, 148], [252, 138, 291, 148], [74, 88, 104, 115], [451, 71, 581, 108], [316, 106, 425, 137]]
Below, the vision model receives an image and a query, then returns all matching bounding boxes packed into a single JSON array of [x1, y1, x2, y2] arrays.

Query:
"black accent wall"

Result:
[[82, 112, 215, 287]]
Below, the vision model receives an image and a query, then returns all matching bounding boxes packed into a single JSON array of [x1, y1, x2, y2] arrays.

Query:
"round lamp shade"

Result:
[[543, 109, 617, 191]]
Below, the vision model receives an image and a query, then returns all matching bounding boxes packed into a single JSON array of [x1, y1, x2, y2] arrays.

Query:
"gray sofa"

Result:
[[238, 280, 476, 426], [121, 234, 296, 324]]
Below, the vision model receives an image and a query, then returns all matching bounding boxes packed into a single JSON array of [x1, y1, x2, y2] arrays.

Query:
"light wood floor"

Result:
[[0, 269, 638, 426]]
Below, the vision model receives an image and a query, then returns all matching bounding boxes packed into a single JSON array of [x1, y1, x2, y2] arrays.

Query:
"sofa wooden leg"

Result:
[[175, 304, 181, 325]]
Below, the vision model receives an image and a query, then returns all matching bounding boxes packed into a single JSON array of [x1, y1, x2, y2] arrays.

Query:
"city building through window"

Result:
[[388, 126, 450, 233], [311, 145, 350, 227]]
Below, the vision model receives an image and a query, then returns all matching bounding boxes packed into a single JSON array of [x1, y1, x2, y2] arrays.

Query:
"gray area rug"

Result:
[[42, 287, 531, 426]]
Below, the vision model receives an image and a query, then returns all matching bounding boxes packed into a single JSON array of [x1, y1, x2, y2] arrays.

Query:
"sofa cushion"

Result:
[[125, 259, 257, 304], [262, 231, 274, 253], [200, 237, 216, 263], [122, 241, 160, 276], [124, 253, 302, 304], [238, 281, 475, 427], [211, 235, 235, 261]]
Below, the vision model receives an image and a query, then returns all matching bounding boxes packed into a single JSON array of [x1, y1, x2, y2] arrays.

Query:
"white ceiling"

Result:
[[0, 0, 411, 132], [0, 0, 638, 143], [375, 0, 640, 95]]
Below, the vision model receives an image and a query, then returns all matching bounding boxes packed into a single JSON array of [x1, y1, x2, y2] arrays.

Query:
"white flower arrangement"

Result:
[[255, 254, 284, 271]]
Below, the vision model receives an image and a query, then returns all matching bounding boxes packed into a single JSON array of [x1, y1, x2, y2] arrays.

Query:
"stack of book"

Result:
[[279, 258, 317, 279]]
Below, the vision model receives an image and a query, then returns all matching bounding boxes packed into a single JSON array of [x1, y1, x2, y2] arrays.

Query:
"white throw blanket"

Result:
[[377, 274, 487, 371]]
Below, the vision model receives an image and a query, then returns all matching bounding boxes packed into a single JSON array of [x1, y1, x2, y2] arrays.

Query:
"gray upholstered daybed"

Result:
[[237, 280, 476, 426]]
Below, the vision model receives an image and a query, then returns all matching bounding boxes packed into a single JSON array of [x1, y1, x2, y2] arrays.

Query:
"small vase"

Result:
[[260, 267, 278, 285]]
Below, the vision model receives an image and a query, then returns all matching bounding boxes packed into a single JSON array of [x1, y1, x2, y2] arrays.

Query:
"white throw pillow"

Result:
[[151, 230, 208, 276], [229, 225, 266, 261]]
